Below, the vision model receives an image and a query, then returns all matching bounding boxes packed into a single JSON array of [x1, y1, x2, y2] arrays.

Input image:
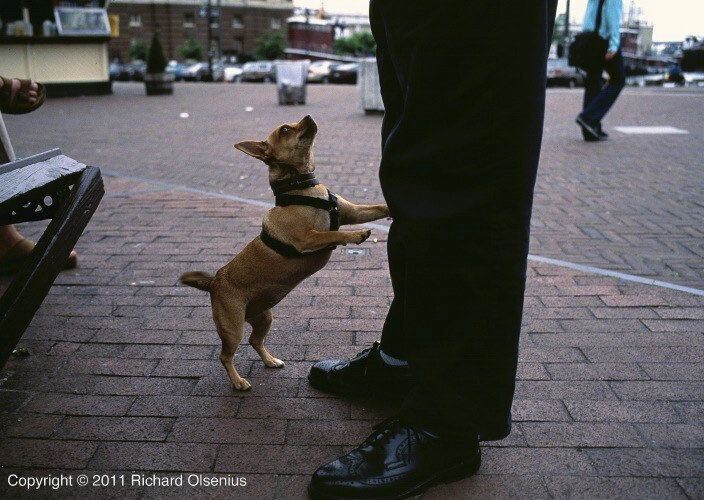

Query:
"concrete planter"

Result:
[[145, 72, 174, 95], [358, 58, 384, 114]]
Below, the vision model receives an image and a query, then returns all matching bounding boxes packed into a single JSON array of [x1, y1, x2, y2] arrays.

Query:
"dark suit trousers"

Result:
[[371, 0, 557, 440]]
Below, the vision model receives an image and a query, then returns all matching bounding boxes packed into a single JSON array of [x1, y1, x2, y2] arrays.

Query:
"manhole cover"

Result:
[[342, 247, 369, 256]]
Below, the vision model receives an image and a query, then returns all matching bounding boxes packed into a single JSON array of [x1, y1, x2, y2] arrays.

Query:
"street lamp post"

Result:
[[207, 0, 213, 79], [564, 0, 571, 46]]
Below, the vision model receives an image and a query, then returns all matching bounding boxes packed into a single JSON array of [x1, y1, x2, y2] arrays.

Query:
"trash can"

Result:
[[276, 61, 309, 105], [358, 58, 384, 114]]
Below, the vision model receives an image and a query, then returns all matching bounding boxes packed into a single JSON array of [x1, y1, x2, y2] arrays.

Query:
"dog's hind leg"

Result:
[[247, 309, 284, 368], [211, 293, 251, 391]]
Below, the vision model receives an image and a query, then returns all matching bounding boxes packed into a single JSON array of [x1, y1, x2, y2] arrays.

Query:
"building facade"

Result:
[[107, 0, 293, 62]]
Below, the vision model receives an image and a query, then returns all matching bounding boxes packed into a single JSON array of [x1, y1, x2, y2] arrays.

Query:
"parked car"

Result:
[[307, 60, 337, 83], [131, 62, 147, 82], [329, 62, 358, 84], [546, 58, 585, 87], [241, 61, 276, 82], [224, 64, 243, 83], [183, 62, 224, 82], [165, 60, 189, 81], [112, 63, 135, 82], [109, 62, 123, 81]]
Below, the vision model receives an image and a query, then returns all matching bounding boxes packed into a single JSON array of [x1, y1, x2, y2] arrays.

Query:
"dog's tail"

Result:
[[179, 271, 214, 292]]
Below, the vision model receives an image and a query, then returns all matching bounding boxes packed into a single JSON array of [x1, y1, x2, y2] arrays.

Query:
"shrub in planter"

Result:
[[145, 33, 174, 95]]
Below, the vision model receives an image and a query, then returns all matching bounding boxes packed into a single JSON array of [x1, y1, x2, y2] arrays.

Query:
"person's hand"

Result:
[[605, 51, 616, 60]]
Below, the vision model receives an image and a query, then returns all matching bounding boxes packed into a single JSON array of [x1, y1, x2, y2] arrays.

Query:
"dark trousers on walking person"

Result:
[[580, 49, 625, 136], [373, 0, 557, 441]]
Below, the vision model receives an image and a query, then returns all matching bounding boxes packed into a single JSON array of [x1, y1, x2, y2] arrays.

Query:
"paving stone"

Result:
[[545, 476, 686, 499], [586, 448, 704, 477], [168, 417, 286, 444], [521, 422, 644, 447], [128, 395, 240, 417], [0, 438, 97, 468], [545, 362, 649, 381], [215, 444, 343, 474], [53, 416, 174, 441], [564, 400, 682, 423], [89, 442, 217, 471], [636, 423, 704, 448], [431, 474, 551, 499]]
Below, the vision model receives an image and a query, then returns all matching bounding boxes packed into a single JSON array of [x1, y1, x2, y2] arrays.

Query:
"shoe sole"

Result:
[[307, 449, 481, 500], [575, 116, 601, 141], [307, 372, 409, 401]]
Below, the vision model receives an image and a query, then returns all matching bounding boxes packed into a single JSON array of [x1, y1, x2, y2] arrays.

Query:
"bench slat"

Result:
[[0, 149, 61, 175], [0, 155, 86, 208]]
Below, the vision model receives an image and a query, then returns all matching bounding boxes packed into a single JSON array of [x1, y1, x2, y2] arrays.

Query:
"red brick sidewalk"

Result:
[[1, 175, 702, 498]]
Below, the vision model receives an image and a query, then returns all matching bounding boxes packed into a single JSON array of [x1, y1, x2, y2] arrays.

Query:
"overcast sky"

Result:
[[293, 0, 703, 41]]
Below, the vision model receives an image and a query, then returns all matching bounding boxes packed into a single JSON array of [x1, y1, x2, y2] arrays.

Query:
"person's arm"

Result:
[[605, 0, 622, 58]]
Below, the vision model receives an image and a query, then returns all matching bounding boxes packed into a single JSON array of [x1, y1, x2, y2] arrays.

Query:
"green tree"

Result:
[[333, 31, 376, 57], [552, 13, 567, 44], [177, 38, 204, 60], [128, 37, 147, 61], [254, 31, 286, 61], [146, 33, 167, 73]]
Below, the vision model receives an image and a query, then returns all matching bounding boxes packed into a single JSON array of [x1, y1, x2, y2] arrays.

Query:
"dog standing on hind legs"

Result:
[[180, 115, 389, 391]]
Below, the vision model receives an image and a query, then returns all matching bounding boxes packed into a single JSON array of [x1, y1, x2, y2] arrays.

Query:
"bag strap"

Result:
[[595, 0, 607, 32]]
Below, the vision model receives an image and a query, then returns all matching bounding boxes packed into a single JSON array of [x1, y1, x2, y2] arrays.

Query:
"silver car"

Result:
[[547, 58, 585, 87]]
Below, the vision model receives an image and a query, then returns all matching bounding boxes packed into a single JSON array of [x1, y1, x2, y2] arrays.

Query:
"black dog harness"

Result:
[[260, 173, 339, 258]]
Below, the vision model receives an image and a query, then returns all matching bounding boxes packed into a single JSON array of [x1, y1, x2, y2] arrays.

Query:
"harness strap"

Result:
[[261, 190, 340, 258], [270, 173, 319, 196], [260, 230, 331, 259], [275, 191, 339, 230]]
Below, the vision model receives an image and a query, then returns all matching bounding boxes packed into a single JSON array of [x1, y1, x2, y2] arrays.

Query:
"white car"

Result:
[[224, 64, 243, 82], [307, 60, 337, 83]]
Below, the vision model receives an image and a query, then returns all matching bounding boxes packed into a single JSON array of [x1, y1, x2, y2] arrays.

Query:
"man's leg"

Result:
[[310, 1, 557, 498], [581, 49, 626, 125], [307, 0, 412, 396]]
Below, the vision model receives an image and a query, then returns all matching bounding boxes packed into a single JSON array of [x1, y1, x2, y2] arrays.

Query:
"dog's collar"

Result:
[[270, 173, 319, 196]]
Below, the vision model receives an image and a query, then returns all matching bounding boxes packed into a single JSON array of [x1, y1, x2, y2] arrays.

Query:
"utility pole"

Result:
[[206, 0, 213, 80], [564, 0, 570, 44]]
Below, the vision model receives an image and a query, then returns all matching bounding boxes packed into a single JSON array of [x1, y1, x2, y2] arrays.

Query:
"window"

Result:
[[233, 37, 243, 54], [232, 16, 243, 29], [183, 12, 195, 28], [270, 18, 281, 30], [128, 14, 141, 28]]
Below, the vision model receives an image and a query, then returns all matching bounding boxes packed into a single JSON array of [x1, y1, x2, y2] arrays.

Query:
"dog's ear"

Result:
[[234, 141, 271, 161]]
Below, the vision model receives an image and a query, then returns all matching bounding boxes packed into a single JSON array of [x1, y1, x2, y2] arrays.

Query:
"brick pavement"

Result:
[[0, 170, 702, 498], [4, 83, 704, 287]]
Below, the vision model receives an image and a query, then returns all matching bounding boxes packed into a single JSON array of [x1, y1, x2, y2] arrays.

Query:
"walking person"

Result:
[[307, 1, 558, 498], [576, 0, 625, 141]]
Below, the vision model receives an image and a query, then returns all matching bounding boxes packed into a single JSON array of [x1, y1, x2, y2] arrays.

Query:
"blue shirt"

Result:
[[582, 0, 622, 52]]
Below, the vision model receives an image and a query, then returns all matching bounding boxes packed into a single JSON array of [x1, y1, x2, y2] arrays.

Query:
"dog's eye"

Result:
[[280, 126, 290, 134]]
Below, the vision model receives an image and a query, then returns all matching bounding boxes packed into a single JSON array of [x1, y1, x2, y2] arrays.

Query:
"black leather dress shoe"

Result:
[[308, 342, 412, 398], [309, 417, 481, 499]]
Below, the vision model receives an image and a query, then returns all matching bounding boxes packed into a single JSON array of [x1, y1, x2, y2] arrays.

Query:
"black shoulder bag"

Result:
[[568, 0, 609, 72]]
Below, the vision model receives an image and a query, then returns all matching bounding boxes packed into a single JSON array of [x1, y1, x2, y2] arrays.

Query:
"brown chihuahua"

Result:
[[180, 115, 389, 390]]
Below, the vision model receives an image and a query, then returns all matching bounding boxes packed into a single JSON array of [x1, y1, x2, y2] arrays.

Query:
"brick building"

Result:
[[287, 14, 335, 54], [107, 0, 293, 62]]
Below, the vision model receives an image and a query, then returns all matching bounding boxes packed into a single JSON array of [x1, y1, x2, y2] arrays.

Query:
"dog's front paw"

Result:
[[232, 378, 252, 391], [354, 229, 372, 244]]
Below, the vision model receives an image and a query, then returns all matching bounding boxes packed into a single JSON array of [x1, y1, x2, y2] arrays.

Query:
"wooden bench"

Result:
[[0, 148, 104, 369]]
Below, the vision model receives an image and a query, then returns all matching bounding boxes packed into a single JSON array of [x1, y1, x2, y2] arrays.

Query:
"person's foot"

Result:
[[0, 238, 77, 275], [309, 416, 481, 499], [0, 76, 44, 114], [576, 115, 601, 141], [596, 123, 608, 139], [308, 342, 412, 398]]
